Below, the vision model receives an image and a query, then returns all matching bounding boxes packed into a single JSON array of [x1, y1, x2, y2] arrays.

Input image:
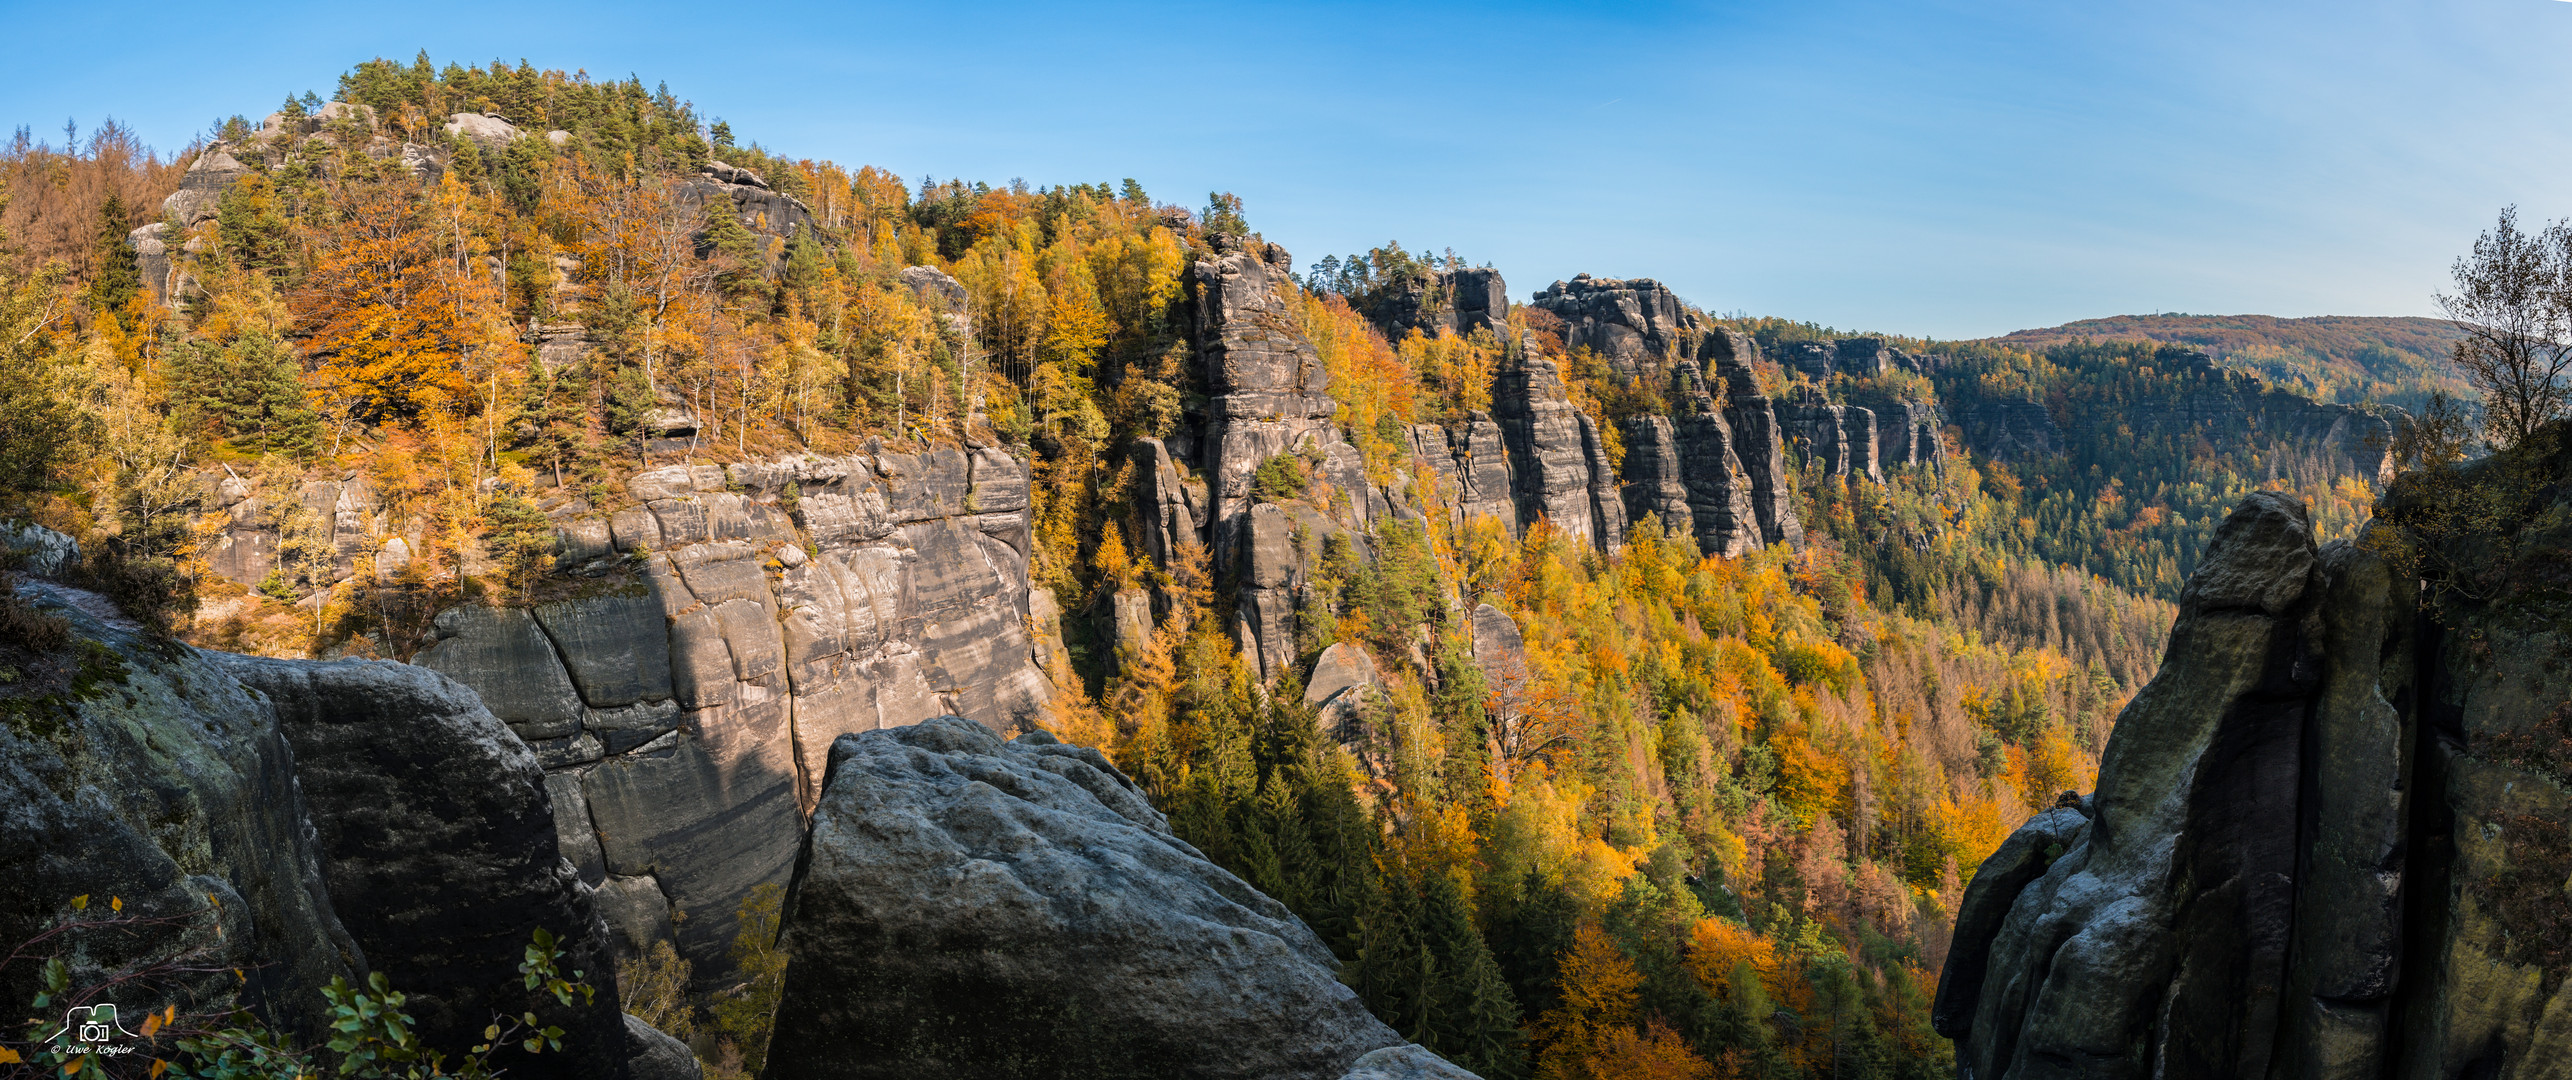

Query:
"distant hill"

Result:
[[1981, 314, 2470, 411]]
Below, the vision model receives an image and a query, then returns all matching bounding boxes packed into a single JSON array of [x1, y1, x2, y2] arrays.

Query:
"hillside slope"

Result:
[[1982, 313, 2469, 410]]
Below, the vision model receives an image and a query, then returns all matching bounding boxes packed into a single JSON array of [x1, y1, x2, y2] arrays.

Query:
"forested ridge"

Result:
[[0, 55, 2417, 1080]]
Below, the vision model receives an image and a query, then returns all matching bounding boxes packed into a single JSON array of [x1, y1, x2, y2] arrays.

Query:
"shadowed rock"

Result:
[[762, 718, 1437, 1080]]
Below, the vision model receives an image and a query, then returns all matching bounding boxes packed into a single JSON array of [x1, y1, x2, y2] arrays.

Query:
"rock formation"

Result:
[[1700, 330, 1805, 550], [677, 160, 815, 245], [1409, 415, 1520, 535], [1777, 386, 1880, 482], [1367, 267, 1508, 341], [1188, 240, 1384, 681], [1, 580, 359, 1042], [1950, 348, 2395, 483], [1960, 399, 2062, 461], [1939, 430, 2572, 1078], [1770, 336, 1931, 381], [1529, 274, 1702, 378], [1491, 340, 1626, 550], [413, 448, 1052, 982], [1, 554, 672, 1079], [1190, 240, 1347, 568], [219, 654, 630, 1080], [763, 717, 1470, 1080]]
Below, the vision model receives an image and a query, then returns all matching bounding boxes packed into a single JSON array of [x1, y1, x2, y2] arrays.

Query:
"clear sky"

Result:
[[5, 0, 2569, 339]]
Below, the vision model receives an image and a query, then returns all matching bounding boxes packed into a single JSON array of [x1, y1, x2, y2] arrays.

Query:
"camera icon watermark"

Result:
[[47, 1004, 139, 1057]]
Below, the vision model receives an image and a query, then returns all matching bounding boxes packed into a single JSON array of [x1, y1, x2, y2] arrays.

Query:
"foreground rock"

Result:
[[0, 547, 661, 1079], [0, 581, 356, 1040], [220, 654, 629, 1080], [1939, 435, 2572, 1078], [763, 717, 1457, 1080]]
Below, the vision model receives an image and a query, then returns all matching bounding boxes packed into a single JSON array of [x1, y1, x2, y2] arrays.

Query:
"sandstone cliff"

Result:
[[1938, 429, 2572, 1078], [1529, 274, 1702, 378], [411, 448, 1053, 983]]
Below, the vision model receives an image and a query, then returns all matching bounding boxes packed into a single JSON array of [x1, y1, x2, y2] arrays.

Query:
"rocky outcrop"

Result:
[[219, 654, 629, 1080], [1135, 436, 1209, 572], [1860, 398, 1944, 469], [1191, 241, 1347, 570], [1960, 400, 2061, 461], [1529, 274, 1701, 378], [0, 581, 359, 1042], [678, 161, 814, 243], [1304, 641, 1381, 744], [1939, 436, 2572, 1078], [1701, 331, 1805, 550], [1367, 267, 1508, 341], [1667, 360, 1772, 556], [1777, 386, 1880, 482], [444, 112, 526, 151], [763, 717, 1437, 1079], [415, 447, 1052, 984], [2, 552, 666, 1077], [1491, 342, 1625, 551], [1771, 336, 1930, 381], [1409, 416, 1519, 534]]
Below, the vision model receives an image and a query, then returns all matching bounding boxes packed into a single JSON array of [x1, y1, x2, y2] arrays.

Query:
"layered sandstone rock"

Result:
[[762, 718, 1445, 1080], [220, 654, 630, 1080], [416, 446, 1052, 983], [1367, 267, 1508, 341], [0, 546, 657, 1080], [1491, 340, 1625, 550], [1778, 386, 1880, 482], [1700, 330, 1805, 550], [1529, 274, 1702, 378], [1940, 436, 2572, 1078]]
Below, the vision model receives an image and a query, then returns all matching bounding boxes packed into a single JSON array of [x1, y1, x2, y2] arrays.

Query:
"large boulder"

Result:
[[0, 581, 358, 1041], [1937, 462, 2572, 1079], [762, 718, 1424, 1079], [219, 655, 629, 1080]]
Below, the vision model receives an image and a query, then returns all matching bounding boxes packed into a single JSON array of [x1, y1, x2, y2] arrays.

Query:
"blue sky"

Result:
[[5, 0, 2569, 338]]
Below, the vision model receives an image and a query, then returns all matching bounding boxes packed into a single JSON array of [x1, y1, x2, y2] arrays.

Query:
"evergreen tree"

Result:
[[1419, 871, 1527, 1079], [89, 194, 141, 321]]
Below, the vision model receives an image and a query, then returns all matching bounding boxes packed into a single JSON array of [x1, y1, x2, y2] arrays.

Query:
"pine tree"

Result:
[[89, 194, 142, 321], [1420, 871, 1527, 1079]]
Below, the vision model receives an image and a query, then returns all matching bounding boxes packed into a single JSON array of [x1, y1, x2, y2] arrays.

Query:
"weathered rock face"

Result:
[[2, 553, 669, 1078], [763, 717, 1427, 1080], [444, 112, 526, 151], [1940, 441, 2572, 1078], [677, 161, 815, 245], [1666, 360, 1771, 556], [1861, 398, 1944, 470], [417, 447, 1052, 984], [1491, 342, 1625, 551], [1529, 274, 1702, 378], [219, 654, 629, 1080], [1770, 336, 1930, 381], [1409, 415, 1519, 535], [1367, 267, 1508, 341], [1960, 399, 2062, 461], [1191, 241, 1347, 571], [1700, 330, 1805, 550], [1777, 386, 1880, 482], [1952, 348, 2395, 483], [0, 581, 358, 1042], [1135, 437, 1209, 572], [1304, 640, 1382, 744]]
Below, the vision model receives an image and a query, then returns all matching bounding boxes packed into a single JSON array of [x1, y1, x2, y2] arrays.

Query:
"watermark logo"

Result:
[[47, 1004, 139, 1056]]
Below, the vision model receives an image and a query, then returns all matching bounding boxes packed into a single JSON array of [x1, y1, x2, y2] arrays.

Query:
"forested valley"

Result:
[[0, 55, 2423, 1080]]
